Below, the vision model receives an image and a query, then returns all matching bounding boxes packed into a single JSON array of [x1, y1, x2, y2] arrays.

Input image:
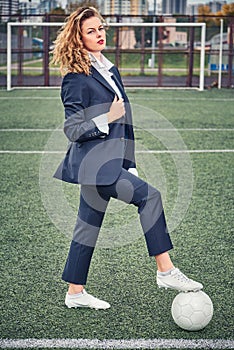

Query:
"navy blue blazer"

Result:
[[54, 65, 136, 185]]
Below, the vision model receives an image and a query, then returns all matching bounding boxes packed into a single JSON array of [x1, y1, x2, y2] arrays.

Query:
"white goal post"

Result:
[[7, 21, 206, 91]]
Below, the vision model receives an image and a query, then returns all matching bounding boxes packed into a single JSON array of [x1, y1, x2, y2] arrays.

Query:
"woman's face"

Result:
[[81, 16, 106, 57]]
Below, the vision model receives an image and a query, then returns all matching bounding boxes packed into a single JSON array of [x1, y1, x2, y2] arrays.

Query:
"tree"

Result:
[[198, 5, 212, 17], [222, 3, 234, 17], [67, 0, 99, 13], [49, 6, 66, 20], [212, 3, 234, 27], [50, 7, 66, 15], [197, 5, 214, 27], [48, 7, 66, 44]]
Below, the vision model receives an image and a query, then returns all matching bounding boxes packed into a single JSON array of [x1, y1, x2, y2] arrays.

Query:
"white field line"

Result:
[[0, 96, 234, 102], [132, 97, 234, 102], [144, 128, 234, 132], [0, 338, 233, 349], [0, 150, 233, 155], [0, 128, 233, 132], [137, 150, 234, 154], [0, 97, 59, 100], [0, 128, 59, 132]]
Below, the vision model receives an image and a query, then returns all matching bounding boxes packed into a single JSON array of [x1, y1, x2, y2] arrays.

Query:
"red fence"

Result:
[[0, 14, 233, 89]]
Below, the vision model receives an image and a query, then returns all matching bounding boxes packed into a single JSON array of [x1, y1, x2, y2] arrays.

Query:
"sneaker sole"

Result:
[[157, 281, 203, 292], [65, 303, 110, 310]]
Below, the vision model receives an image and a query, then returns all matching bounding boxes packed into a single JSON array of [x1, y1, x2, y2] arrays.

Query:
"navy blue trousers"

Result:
[[62, 168, 173, 284]]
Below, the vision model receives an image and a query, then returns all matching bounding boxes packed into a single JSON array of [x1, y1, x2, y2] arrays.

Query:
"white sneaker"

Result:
[[157, 268, 203, 292], [65, 289, 110, 310]]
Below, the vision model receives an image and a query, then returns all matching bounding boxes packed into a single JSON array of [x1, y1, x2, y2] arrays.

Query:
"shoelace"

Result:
[[172, 268, 191, 283]]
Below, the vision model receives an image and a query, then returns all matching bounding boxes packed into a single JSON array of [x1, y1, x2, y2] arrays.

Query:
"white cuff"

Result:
[[92, 114, 109, 134], [128, 168, 138, 177]]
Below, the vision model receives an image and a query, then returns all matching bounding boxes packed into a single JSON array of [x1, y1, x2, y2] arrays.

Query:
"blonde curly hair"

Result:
[[51, 7, 105, 76]]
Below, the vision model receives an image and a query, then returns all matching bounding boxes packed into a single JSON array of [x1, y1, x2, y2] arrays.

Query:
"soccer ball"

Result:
[[171, 291, 213, 331]]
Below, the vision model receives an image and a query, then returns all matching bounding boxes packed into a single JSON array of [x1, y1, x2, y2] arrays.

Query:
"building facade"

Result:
[[19, 1, 39, 17], [161, 17, 187, 45], [0, 0, 19, 17], [187, 0, 226, 15], [161, 0, 187, 15], [100, 0, 148, 16], [37, 0, 59, 13], [208, 1, 225, 13]]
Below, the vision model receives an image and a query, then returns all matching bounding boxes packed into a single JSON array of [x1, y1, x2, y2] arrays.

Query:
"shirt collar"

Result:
[[89, 53, 114, 71]]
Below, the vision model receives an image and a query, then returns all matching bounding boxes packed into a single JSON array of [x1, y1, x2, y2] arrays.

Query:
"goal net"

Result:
[[6, 21, 206, 91]]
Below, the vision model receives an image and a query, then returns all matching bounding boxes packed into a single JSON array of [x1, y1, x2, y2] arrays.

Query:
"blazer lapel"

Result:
[[109, 67, 125, 97], [91, 67, 116, 95], [91, 66, 126, 100]]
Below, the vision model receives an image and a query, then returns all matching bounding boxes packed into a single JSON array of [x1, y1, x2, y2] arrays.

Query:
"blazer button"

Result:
[[120, 137, 124, 141]]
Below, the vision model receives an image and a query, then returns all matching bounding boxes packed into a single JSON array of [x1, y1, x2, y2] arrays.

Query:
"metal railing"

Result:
[[1, 14, 233, 89]]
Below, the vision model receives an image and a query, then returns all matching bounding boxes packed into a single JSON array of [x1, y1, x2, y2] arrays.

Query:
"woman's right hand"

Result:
[[107, 95, 125, 123]]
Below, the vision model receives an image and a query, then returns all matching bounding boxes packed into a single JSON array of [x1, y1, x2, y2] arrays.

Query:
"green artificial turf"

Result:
[[0, 88, 233, 349]]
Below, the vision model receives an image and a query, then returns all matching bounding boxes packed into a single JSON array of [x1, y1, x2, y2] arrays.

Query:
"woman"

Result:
[[52, 7, 203, 310]]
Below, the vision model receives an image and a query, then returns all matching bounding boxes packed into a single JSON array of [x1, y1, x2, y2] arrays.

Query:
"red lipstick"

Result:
[[97, 39, 104, 45]]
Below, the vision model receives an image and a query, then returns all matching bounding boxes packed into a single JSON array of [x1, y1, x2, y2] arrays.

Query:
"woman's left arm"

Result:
[[62, 73, 109, 143]]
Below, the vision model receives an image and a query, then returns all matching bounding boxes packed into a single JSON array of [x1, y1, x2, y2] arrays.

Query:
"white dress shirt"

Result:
[[89, 53, 122, 135], [89, 53, 138, 177]]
